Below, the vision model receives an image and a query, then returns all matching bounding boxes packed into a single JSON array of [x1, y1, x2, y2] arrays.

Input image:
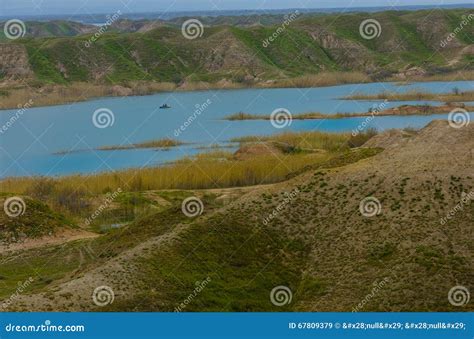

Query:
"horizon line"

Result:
[[1, 2, 473, 20]]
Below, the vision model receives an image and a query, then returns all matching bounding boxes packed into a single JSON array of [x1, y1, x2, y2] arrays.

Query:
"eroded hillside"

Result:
[[0, 9, 472, 85]]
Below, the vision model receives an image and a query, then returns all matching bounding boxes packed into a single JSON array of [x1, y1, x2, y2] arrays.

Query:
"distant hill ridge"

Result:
[[0, 8, 472, 85], [2, 3, 473, 22]]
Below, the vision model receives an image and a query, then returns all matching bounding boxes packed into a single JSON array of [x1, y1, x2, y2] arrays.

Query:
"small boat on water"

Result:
[[160, 104, 171, 109]]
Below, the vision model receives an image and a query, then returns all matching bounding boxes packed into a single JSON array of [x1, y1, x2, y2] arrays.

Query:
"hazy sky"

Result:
[[0, 0, 468, 16]]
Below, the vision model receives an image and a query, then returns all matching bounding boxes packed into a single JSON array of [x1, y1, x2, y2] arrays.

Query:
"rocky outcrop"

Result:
[[393, 66, 427, 79], [0, 44, 33, 79], [200, 29, 266, 74], [309, 28, 374, 69]]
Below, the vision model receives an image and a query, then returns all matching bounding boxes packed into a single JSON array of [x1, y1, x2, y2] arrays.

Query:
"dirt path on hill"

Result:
[[0, 229, 100, 255]]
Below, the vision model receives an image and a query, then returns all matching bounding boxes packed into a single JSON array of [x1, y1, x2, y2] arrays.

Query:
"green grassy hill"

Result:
[[0, 9, 472, 85], [0, 195, 74, 245]]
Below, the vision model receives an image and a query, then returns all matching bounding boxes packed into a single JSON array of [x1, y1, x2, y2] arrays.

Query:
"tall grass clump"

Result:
[[263, 72, 369, 88], [0, 153, 331, 194], [0, 82, 177, 109], [345, 89, 474, 102], [0, 131, 378, 196], [232, 131, 355, 152]]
